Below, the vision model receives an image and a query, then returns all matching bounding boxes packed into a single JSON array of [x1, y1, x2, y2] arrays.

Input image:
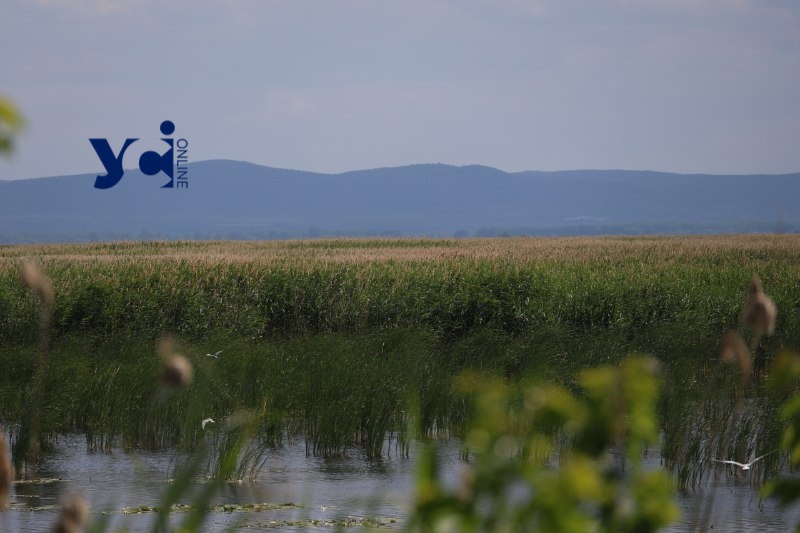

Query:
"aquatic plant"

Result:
[[660, 274, 784, 494], [1, 237, 799, 531], [1, 236, 798, 343]]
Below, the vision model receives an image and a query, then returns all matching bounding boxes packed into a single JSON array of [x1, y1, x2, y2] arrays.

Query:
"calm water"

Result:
[[2, 435, 799, 532]]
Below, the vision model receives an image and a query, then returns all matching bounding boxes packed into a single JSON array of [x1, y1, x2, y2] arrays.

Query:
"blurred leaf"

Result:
[[768, 351, 800, 393], [763, 478, 800, 507], [0, 95, 24, 156], [0, 97, 24, 129], [410, 355, 678, 533], [764, 350, 800, 526], [628, 470, 680, 530]]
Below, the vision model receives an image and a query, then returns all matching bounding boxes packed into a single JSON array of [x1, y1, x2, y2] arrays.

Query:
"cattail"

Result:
[[53, 492, 90, 533], [161, 354, 193, 388], [0, 431, 11, 512], [20, 261, 54, 311], [720, 330, 752, 379], [455, 465, 475, 504], [742, 274, 777, 336], [156, 335, 177, 359], [156, 335, 193, 388]]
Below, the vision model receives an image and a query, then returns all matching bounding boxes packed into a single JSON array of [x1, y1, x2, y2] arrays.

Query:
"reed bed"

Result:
[[0, 327, 587, 456], [1, 236, 799, 487], [1, 235, 799, 343]]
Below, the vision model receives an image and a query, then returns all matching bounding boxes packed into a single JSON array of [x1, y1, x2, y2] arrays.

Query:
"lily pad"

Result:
[[121, 502, 301, 514]]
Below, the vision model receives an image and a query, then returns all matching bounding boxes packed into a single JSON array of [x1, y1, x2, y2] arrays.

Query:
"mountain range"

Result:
[[0, 160, 797, 243]]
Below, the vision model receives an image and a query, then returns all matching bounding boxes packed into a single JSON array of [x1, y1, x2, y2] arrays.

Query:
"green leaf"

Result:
[[0, 96, 24, 156]]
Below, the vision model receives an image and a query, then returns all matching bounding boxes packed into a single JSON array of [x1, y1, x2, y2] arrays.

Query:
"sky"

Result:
[[1, 0, 799, 180]]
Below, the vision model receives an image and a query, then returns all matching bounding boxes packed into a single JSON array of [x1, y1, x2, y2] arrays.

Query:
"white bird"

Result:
[[713, 449, 777, 471], [201, 418, 215, 429], [205, 350, 222, 359]]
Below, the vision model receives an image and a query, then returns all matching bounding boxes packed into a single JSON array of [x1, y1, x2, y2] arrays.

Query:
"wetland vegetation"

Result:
[[2, 235, 800, 530]]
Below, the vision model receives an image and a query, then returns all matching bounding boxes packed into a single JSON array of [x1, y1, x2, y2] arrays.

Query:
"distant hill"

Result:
[[0, 160, 797, 243]]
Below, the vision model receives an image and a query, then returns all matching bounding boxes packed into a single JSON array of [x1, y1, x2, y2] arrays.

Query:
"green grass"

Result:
[[2, 324, 793, 480], [1, 236, 799, 486], [0, 327, 665, 445], [1, 236, 799, 343]]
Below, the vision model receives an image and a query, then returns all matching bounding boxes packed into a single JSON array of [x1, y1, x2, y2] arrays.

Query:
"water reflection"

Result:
[[2, 434, 799, 532], [1, 435, 460, 532]]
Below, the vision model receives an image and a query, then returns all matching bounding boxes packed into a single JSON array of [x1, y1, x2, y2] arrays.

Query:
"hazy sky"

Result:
[[1, 0, 799, 179]]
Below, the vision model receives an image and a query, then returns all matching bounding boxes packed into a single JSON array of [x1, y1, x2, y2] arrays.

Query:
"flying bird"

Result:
[[205, 350, 223, 359], [201, 418, 215, 429], [712, 450, 777, 471]]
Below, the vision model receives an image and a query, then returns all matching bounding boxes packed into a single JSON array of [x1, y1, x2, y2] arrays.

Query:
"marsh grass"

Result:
[[660, 361, 784, 490], [1, 329, 458, 456], [2, 236, 800, 529], [3, 324, 792, 474], [2, 236, 799, 343]]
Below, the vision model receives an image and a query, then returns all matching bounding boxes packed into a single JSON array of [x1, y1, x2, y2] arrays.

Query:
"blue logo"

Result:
[[90, 120, 188, 189]]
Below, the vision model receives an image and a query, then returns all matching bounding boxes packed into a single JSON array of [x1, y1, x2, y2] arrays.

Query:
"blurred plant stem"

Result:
[[13, 262, 53, 475]]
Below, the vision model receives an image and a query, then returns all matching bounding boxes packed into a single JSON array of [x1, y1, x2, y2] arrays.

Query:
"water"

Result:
[[2, 435, 461, 532], [2, 435, 799, 531], [671, 482, 797, 532]]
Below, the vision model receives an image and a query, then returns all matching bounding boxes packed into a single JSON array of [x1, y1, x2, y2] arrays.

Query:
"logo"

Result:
[[89, 120, 189, 189]]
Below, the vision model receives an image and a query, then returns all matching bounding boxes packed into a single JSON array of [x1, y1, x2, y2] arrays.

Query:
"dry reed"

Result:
[[742, 273, 777, 336]]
